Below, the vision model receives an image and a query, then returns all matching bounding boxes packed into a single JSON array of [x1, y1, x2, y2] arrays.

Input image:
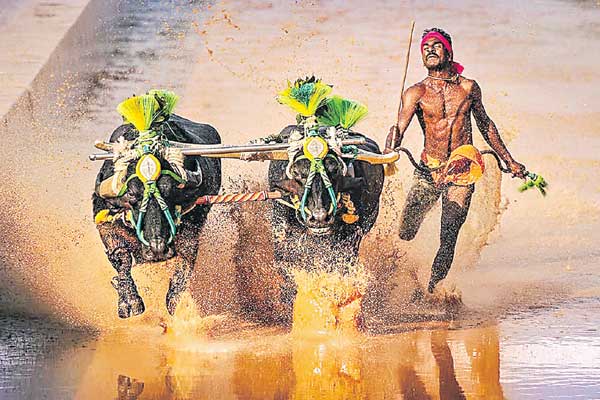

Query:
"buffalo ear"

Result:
[[272, 178, 302, 194], [339, 176, 365, 192]]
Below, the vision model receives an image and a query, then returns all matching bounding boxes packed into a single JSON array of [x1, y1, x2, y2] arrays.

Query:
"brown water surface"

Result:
[[1, 297, 598, 399]]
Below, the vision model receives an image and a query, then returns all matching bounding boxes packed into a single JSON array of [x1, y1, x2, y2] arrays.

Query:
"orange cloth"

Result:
[[421, 145, 485, 186]]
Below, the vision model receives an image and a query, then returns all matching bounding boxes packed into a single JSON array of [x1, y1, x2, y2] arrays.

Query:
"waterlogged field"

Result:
[[0, 0, 599, 399]]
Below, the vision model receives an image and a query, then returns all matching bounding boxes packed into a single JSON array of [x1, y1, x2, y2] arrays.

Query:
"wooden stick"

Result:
[[386, 21, 415, 177], [88, 138, 367, 161], [398, 20, 415, 115]]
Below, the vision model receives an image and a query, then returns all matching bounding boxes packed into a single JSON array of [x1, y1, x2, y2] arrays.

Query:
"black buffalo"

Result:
[[268, 125, 385, 307], [92, 115, 221, 318]]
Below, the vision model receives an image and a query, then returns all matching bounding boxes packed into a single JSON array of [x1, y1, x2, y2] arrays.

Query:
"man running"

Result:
[[384, 28, 526, 293]]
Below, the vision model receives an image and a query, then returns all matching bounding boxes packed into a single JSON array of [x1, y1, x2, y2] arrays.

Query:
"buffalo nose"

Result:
[[310, 207, 328, 223], [149, 239, 166, 255]]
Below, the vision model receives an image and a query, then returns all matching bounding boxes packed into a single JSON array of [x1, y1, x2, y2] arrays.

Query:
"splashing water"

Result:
[[1, 0, 600, 398], [291, 263, 369, 337], [161, 292, 229, 346]]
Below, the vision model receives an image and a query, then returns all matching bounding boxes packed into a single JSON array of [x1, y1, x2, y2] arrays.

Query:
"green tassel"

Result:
[[518, 172, 548, 196], [317, 96, 368, 129], [148, 89, 179, 116]]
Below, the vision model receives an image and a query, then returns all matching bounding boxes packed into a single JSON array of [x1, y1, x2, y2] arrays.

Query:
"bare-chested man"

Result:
[[384, 28, 526, 293]]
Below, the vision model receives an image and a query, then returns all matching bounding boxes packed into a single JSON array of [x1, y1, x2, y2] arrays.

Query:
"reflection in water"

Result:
[[69, 324, 504, 399], [431, 331, 466, 400], [291, 338, 364, 399], [117, 375, 144, 400]]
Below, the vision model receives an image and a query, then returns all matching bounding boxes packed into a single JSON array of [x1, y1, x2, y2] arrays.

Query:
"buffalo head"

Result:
[[107, 153, 202, 261], [273, 135, 364, 235]]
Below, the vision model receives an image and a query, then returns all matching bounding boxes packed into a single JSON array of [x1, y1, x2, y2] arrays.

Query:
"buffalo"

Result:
[[265, 124, 385, 311], [93, 108, 221, 318]]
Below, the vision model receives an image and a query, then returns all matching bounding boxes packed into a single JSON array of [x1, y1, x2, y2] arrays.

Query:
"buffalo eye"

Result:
[[122, 180, 143, 208], [123, 192, 138, 206], [324, 157, 341, 175], [157, 175, 174, 197], [291, 158, 310, 181]]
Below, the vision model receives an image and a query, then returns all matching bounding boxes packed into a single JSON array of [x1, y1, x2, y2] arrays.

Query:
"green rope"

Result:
[[135, 179, 178, 245], [110, 119, 189, 245], [299, 157, 338, 221], [161, 169, 186, 184]]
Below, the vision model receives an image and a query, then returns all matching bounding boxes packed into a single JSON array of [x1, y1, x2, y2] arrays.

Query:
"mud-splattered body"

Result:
[[92, 115, 221, 318]]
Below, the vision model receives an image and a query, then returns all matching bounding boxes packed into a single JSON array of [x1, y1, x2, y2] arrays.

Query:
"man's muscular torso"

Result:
[[412, 76, 476, 162], [387, 71, 523, 176]]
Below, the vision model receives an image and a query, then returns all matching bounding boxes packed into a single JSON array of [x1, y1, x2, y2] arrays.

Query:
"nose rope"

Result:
[[133, 180, 178, 246], [299, 157, 338, 222]]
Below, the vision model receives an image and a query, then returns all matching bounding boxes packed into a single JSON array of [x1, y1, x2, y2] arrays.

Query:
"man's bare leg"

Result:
[[428, 184, 474, 293], [399, 169, 442, 241]]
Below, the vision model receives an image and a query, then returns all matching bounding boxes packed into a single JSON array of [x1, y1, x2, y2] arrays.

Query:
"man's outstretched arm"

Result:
[[471, 81, 526, 177], [384, 85, 421, 153]]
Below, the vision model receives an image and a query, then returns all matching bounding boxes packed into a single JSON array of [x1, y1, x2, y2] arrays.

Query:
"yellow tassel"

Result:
[[126, 210, 134, 225], [116, 95, 160, 132], [384, 163, 398, 177], [94, 209, 112, 225]]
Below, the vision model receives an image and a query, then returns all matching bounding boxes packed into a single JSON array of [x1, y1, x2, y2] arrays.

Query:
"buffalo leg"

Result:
[[166, 222, 200, 315], [166, 259, 194, 315], [99, 224, 145, 318]]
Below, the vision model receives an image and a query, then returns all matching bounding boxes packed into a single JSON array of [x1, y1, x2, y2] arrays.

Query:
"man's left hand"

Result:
[[507, 160, 526, 178]]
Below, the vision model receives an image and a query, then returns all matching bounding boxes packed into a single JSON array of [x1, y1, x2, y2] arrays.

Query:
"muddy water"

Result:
[[0, 0, 599, 398], [1, 298, 598, 399]]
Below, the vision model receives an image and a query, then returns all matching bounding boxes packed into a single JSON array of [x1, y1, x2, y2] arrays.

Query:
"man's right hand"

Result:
[[507, 160, 527, 179], [384, 125, 400, 153]]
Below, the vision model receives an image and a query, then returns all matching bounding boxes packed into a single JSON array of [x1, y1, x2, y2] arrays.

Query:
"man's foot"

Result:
[[427, 279, 437, 294], [112, 276, 145, 319], [425, 283, 463, 316]]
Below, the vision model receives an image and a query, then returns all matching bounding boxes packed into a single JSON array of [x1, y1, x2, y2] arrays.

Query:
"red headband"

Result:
[[420, 31, 464, 74]]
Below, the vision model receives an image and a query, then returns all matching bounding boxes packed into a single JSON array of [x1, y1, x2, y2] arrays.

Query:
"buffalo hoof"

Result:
[[165, 290, 181, 316], [112, 276, 146, 319], [118, 295, 146, 319]]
